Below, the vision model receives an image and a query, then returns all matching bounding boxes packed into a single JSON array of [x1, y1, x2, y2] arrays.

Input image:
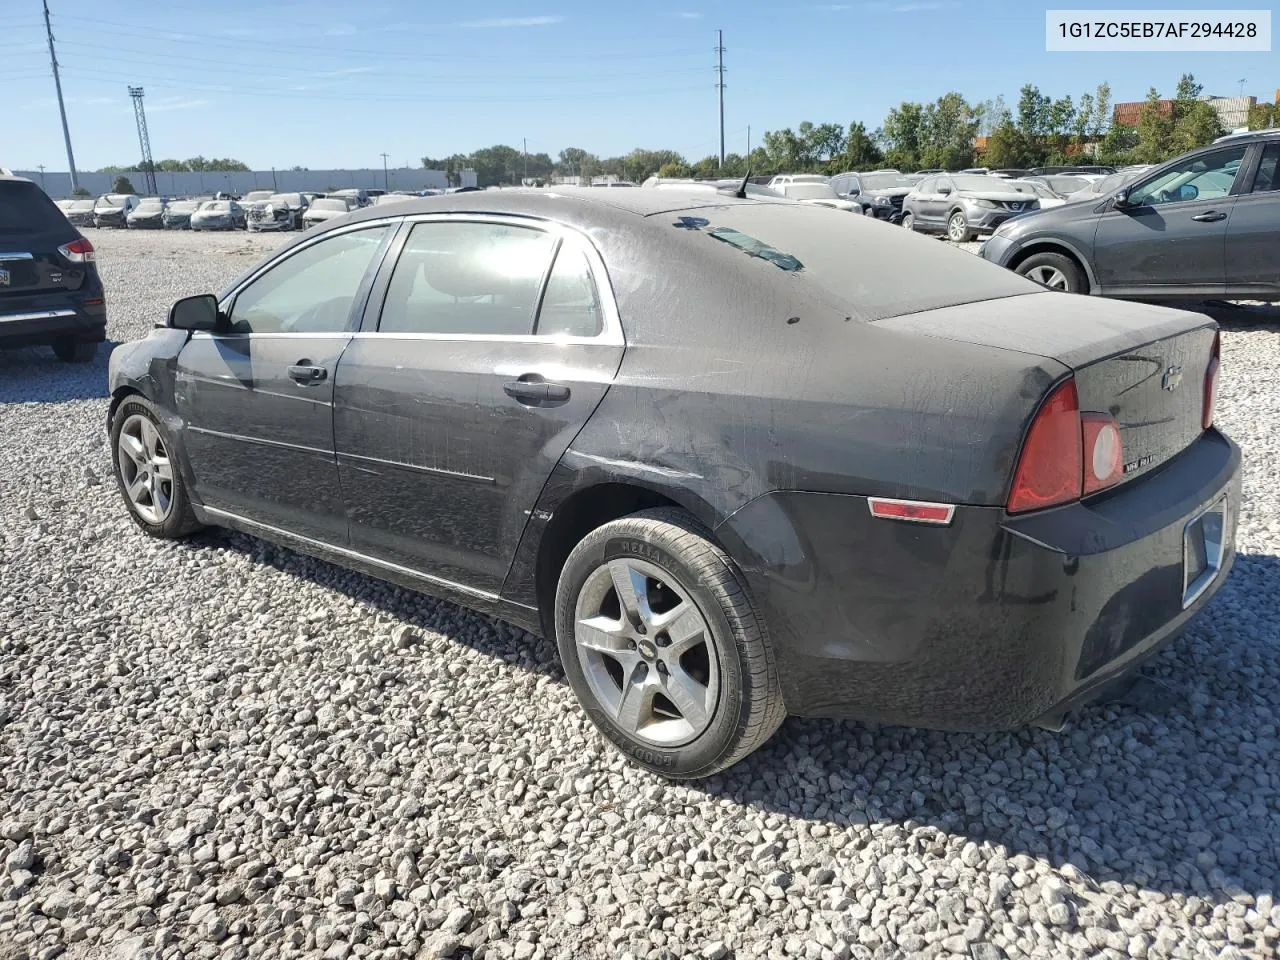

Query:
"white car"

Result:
[[777, 181, 859, 211], [766, 174, 830, 191], [92, 193, 141, 228]]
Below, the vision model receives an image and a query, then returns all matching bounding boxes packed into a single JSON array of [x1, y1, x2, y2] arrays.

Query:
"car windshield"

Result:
[[1045, 176, 1088, 194], [70, 199, 95, 211], [951, 175, 1000, 191], [244, 191, 273, 201], [95, 195, 130, 208], [168, 201, 198, 213], [679, 205, 1035, 321], [783, 183, 839, 200], [312, 199, 349, 212], [860, 174, 913, 190], [136, 200, 164, 211], [201, 201, 231, 211]]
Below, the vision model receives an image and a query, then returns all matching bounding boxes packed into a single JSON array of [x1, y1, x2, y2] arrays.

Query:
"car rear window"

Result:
[[677, 203, 1038, 321], [0, 180, 70, 234]]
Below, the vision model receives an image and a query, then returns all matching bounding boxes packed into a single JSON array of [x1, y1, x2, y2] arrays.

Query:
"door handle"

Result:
[[1190, 211, 1227, 222], [288, 364, 327, 384], [503, 378, 571, 404]]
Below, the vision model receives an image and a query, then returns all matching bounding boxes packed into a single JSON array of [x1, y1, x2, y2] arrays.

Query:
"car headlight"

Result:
[[873, 195, 892, 205], [973, 199, 998, 210]]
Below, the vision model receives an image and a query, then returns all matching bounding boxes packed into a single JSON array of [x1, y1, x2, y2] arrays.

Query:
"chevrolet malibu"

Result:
[[107, 187, 1239, 778]]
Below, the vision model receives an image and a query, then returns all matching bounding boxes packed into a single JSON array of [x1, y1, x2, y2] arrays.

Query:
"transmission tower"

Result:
[[715, 30, 726, 167], [129, 86, 157, 195]]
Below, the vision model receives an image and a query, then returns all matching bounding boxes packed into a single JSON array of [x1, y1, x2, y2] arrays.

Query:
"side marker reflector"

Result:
[[868, 497, 956, 525]]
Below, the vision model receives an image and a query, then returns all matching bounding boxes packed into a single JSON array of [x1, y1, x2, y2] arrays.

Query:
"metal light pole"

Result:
[[380, 152, 390, 191]]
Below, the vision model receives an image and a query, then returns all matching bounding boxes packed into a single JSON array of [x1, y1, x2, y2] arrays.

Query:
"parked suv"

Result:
[[830, 171, 914, 221], [980, 131, 1280, 298], [0, 175, 106, 362], [902, 174, 1040, 241]]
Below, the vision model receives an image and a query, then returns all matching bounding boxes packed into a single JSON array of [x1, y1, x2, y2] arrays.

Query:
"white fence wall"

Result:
[[14, 167, 478, 198]]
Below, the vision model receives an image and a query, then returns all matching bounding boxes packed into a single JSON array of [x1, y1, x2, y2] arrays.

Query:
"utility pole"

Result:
[[380, 152, 389, 190], [36, 164, 46, 189], [715, 30, 726, 167], [747, 125, 751, 158], [522, 138, 528, 183], [43, 0, 78, 192], [271, 166, 278, 190], [128, 86, 157, 195]]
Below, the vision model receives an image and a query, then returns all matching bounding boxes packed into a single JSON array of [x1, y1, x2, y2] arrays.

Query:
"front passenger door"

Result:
[[175, 224, 394, 541]]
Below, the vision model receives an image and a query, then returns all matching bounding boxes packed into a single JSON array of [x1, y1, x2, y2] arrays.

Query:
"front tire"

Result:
[[901, 212, 916, 231], [947, 211, 974, 242], [110, 396, 202, 539], [1015, 251, 1087, 293], [554, 508, 785, 779]]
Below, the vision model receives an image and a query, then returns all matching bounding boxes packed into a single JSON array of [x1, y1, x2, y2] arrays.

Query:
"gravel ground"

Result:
[[1, 228, 1278, 960]]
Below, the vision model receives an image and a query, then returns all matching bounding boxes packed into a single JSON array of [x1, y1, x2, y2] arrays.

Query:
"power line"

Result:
[[42, 0, 78, 191]]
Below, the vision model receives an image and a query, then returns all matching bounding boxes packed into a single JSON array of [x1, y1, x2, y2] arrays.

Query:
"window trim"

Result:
[[1125, 144, 1252, 208], [202, 218, 401, 338], [356, 212, 624, 346], [1245, 141, 1279, 195]]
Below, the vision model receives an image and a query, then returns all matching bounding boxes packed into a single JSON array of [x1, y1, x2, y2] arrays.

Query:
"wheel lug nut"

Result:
[[628, 640, 637, 650], [656, 662, 667, 675], [636, 623, 646, 635]]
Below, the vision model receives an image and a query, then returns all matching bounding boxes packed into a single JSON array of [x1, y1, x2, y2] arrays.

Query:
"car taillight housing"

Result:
[[1007, 377, 1125, 514], [57, 237, 95, 263], [1203, 331, 1220, 430]]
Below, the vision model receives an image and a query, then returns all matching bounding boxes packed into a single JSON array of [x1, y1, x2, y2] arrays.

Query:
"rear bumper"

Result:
[[719, 430, 1241, 730], [0, 290, 107, 348]]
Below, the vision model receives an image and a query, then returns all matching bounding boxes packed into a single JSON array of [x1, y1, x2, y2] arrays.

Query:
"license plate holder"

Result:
[[1183, 495, 1226, 609]]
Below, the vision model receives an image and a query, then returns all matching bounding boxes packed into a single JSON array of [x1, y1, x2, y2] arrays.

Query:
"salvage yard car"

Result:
[[980, 130, 1280, 297], [162, 199, 199, 230], [107, 187, 1239, 778], [247, 192, 309, 232], [64, 198, 96, 227], [301, 196, 354, 228], [92, 193, 140, 228], [190, 199, 246, 231], [903, 174, 1041, 240], [126, 197, 168, 229], [0, 174, 105, 362]]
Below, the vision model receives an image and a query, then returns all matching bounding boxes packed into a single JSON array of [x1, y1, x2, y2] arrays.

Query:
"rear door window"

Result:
[[0, 180, 69, 234], [378, 221, 557, 336], [1250, 143, 1280, 193]]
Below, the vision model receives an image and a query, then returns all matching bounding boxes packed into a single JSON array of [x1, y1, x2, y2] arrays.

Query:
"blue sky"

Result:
[[2, 1, 1275, 172]]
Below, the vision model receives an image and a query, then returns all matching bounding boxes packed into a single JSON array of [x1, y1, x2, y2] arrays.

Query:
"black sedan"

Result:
[[107, 187, 1239, 778]]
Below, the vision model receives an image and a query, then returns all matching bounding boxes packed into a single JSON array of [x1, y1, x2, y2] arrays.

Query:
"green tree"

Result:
[[656, 160, 692, 179], [1248, 103, 1276, 130], [1170, 73, 1222, 153], [111, 175, 137, 194], [841, 121, 883, 170], [1091, 82, 1112, 138], [719, 152, 747, 177], [690, 155, 722, 179], [919, 92, 979, 170], [975, 95, 1010, 136], [1132, 87, 1174, 164], [1072, 92, 1094, 154], [881, 102, 925, 171], [1098, 124, 1139, 165], [984, 119, 1029, 168], [762, 127, 804, 170], [71, 186, 90, 198]]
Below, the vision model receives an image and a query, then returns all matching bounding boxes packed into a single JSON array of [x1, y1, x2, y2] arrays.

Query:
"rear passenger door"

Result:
[[332, 216, 625, 593], [1224, 141, 1280, 298]]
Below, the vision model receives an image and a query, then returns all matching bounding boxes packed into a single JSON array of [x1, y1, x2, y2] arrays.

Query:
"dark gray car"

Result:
[[903, 174, 1040, 241], [981, 131, 1280, 298], [107, 187, 1238, 778]]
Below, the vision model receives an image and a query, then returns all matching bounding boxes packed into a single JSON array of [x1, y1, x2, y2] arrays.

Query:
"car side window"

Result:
[[916, 177, 935, 193], [227, 226, 390, 335], [378, 221, 557, 336], [1127, 145, 1247, 207], [535, 239, 603, 338], [1250, 143, 1280, 194]]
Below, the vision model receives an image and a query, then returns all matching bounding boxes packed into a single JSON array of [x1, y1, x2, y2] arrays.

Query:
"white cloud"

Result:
[[456, 16, 563, 28], [674, 11, 703, 18]]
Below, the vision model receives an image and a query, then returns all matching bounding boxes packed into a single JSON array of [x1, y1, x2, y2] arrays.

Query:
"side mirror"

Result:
[[937, 185, 952, 196], [168, 293, 223, 332], [1113, 187, 1133, 208], [848, 188, 860, 197]]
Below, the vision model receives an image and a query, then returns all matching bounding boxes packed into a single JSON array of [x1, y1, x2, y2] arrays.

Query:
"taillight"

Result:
[[1081, 414, 1123, 495], [57, 237, 95, 263], [1007, 378, 1128, 514], [1203, 331, 1220, 430], [1007, 379, 1083, 514]]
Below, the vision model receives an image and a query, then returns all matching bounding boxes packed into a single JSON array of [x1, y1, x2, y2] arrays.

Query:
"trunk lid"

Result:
[[878, 291, 1217, 484], [0, 179, 84, 299]]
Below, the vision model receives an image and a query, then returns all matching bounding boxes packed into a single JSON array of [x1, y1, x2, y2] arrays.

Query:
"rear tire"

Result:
[[52, 339, 97, 363], [554, 507, 785, 779], [1015, 251, 1087, 293]]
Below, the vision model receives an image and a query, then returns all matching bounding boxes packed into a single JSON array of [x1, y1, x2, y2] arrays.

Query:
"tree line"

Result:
[[428, 73, 1263, 187]]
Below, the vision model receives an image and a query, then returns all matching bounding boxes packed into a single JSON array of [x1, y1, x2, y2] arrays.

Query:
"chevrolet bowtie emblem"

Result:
[[1162, 365, 1184, 391]]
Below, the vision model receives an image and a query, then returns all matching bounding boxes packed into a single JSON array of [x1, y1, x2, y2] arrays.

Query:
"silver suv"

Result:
[[902, 174, 1040, 241]]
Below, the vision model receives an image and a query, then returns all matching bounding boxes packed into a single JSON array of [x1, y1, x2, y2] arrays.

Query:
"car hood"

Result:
[[191, 210, 231, 220], [798, 198, 857, 211], [991, 198, 1103, 240], [862, 187, 913, 199]]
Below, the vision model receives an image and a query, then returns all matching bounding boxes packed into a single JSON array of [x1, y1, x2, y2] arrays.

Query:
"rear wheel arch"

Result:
[[1008, 242, 1095, 293], [532, 481, 719, 638]]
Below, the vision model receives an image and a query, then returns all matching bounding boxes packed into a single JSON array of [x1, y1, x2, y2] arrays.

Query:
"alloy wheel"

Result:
[[949, 215, 968, 241], [573, 558, 720, 747], [1025, 265, 1069, 290], [117, 414, 175, 524]]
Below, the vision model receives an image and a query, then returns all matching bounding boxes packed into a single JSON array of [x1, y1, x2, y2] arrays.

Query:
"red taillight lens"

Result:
[[1081, 414, 1124, 495], [1203, 331, 1220, 430], [1007, 379, 1082, 514], [58, 237, 95, 263]]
